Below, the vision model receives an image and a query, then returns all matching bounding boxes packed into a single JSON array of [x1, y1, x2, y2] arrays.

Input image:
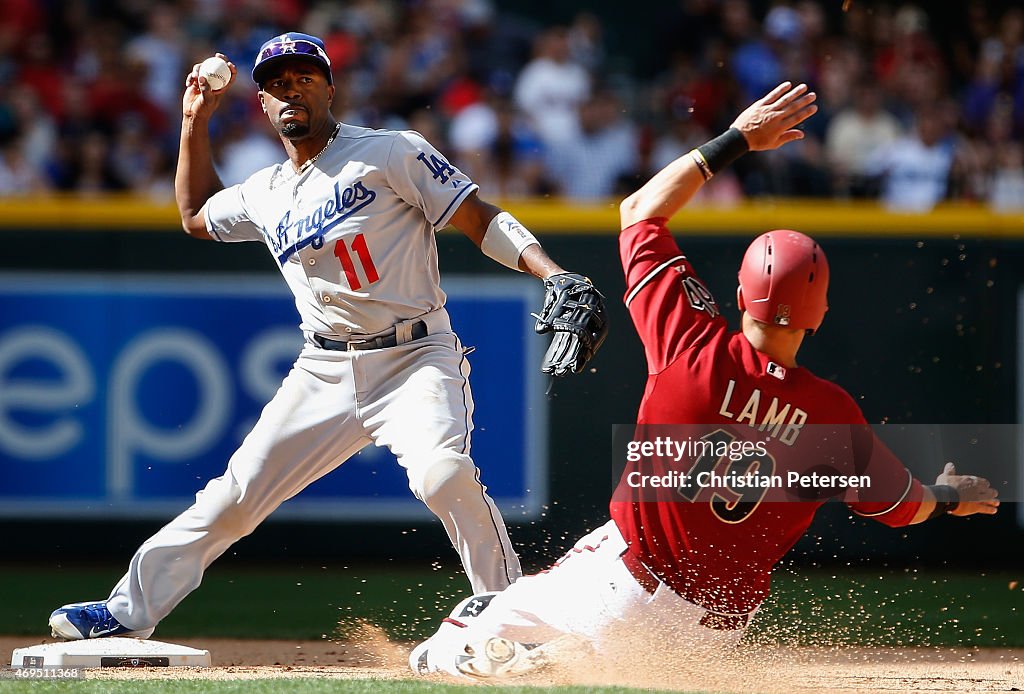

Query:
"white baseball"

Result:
[[199, 56, 231, 92]]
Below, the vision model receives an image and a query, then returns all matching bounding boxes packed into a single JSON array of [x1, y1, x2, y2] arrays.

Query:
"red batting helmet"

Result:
[[737, 230, 829, 334]]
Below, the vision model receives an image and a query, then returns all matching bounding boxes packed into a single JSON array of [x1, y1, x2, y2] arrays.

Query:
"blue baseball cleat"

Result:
[[48, 601, 154, 640]]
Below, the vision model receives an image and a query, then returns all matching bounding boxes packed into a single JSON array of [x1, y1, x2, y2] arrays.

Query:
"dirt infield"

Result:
[[3, 634, 1023, 692]]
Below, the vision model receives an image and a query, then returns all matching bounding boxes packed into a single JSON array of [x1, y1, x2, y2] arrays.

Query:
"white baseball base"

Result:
[[11, 638, 210, 668]]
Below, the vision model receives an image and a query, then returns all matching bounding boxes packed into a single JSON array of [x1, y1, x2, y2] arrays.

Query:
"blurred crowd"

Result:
[[0, 0, 1022, 211]]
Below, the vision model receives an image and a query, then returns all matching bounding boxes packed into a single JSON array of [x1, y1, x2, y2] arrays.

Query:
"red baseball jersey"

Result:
[[609, 218, 923, 615]]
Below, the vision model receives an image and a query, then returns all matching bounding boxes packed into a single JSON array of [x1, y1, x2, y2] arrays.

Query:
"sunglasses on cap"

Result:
[[253, 35, 333, 85]]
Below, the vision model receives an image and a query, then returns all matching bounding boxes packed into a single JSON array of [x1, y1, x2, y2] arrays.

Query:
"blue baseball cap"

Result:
[[252, 33, 333, 86]]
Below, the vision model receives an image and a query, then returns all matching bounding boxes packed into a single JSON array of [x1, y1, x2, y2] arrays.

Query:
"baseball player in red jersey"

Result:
[[46, 34, 606, 641], [409, 81, 999, 680]]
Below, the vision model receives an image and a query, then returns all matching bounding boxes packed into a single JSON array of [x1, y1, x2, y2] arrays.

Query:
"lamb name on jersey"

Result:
[[717, 378, 807, 445]]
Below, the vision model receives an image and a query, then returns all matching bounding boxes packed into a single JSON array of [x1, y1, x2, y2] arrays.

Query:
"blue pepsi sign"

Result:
[[0, 274, 546, 520]]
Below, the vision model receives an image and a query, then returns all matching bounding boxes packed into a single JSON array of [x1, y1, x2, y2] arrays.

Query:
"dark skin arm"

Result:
[[448, 193, 564, 279], [176, 53, 239, 239]]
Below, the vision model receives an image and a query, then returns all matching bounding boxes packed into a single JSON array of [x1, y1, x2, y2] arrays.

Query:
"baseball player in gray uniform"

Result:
[[48, 33, 607, 641]]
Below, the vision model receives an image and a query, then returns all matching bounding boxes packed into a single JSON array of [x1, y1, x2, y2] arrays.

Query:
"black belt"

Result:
[[313, 320, 427, 351], [620, 550, 750, 631]]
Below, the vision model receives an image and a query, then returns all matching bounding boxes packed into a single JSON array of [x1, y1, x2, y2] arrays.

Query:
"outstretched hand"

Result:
[[937, 462, 1000, 516], [182, 53, 238, 119], [730, 82, 818, 152]]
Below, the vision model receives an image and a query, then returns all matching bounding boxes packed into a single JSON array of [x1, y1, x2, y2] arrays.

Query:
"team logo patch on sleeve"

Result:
[[417, 152, 459, 187], [680, 275, 719, 317]]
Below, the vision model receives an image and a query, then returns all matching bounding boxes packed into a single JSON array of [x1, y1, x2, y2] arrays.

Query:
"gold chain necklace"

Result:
[[296, 122, 341, 173], [271, 122, 342, 189]]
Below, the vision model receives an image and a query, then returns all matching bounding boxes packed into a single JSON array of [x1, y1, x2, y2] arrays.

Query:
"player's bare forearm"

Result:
[[450, 194, 604, 376], [175, 55, 237, 239], [175, 115, 221, 239], [619, 154, 707, 230], [451, 194, 564, 279], [620, 82, 817, 230], [908, 485, 939, 524], [517, 244, 565, 279]]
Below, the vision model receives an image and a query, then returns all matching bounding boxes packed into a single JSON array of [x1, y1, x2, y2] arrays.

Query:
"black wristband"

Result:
[[697, 128, 750, 175], [927, 484, 960, 519]]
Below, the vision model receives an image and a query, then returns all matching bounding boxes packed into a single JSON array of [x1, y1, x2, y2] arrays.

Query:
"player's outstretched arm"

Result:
[[449, 194, 563, 278], [175, 53, 238, 240], [619, 81, 817, 229], [449, 193, 609, 377], [909, 462, 1000, 524]]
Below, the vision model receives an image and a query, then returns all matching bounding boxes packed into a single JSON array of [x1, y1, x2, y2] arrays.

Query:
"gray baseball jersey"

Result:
[[204, 124, 479, 336], [97, 125, 520, 634]]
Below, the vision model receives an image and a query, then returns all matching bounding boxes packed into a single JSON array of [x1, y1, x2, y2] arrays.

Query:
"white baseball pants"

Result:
[[421, 520, 749, 675], [106, 310, 521, 631]]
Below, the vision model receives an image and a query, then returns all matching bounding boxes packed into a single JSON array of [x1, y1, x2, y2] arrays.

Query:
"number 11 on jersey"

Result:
[[334, 234, 379, 290]]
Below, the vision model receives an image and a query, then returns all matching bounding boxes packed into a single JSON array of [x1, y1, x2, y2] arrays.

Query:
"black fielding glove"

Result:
[[533, 273, 609, 377]]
